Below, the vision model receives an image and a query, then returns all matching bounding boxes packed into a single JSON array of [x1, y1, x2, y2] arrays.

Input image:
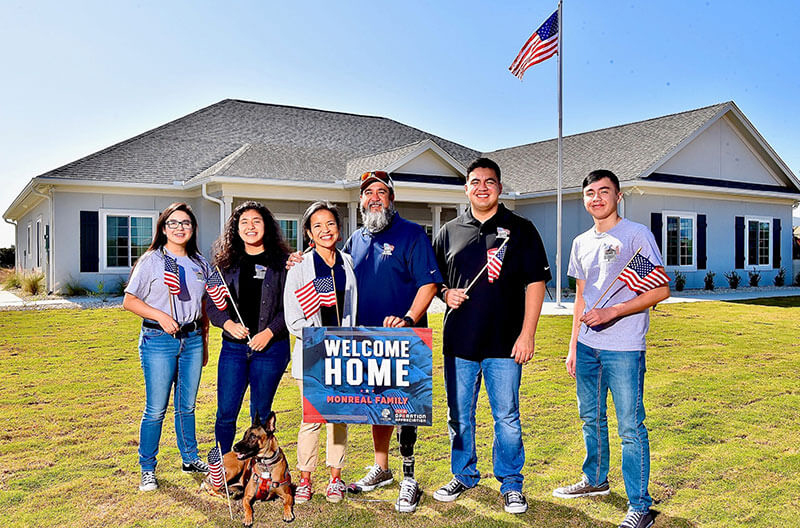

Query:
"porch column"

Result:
[[223, 195, 234, 221], [430, 205, 442, 237], [348, 202, 358, 238]]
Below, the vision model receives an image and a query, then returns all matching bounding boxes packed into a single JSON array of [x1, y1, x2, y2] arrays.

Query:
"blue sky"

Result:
[[1, 0, 799, 246]]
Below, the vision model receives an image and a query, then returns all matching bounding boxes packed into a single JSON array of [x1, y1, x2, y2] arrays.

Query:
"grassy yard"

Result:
[[1, 299, 799, 527]]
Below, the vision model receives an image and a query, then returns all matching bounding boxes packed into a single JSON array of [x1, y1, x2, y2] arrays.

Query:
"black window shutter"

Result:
[[735, 216, 745, 269], [80, 211, 99, 272], [650, 213, 663, 251], [773, 218, 781, 269], [697, 214, 707, 270]]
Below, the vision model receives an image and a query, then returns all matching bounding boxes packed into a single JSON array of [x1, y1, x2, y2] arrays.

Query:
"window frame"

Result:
[[275, 215, 303, 252], [744, 215, 772, 270], [661, 211, 697, 271], [35, 216, 42, 269], [99, 209, 159, 272]]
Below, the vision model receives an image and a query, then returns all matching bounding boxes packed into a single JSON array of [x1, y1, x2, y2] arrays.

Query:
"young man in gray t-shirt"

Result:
[[553, 170, 670, 528]]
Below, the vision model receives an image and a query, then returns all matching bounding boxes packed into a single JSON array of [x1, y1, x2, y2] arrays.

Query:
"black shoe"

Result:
[[553, 476, 610, 498], [503, 490, 528, 514], [619, 510, 655, 528], [433, 478, 470, 502], [182, 459, 209, 473]]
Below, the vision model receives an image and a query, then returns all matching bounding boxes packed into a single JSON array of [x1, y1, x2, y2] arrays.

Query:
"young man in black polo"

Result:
[[432, 157, 550, 514]]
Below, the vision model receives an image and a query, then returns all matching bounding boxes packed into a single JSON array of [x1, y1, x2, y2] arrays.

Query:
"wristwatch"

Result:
[[402, 315, 415, 327]]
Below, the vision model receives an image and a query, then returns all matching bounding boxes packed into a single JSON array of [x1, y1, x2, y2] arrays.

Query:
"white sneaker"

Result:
[[139, 471, 157, 492]]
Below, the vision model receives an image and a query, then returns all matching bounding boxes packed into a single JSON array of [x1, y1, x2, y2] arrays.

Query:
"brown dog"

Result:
[[202, 412, 294, 525]]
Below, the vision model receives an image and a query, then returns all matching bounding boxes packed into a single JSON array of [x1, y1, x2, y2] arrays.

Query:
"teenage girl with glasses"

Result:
[[123, 202, 212, 492]]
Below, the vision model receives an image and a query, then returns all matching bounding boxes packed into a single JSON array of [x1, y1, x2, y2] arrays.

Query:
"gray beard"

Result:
[[360, 203, 395, 234]]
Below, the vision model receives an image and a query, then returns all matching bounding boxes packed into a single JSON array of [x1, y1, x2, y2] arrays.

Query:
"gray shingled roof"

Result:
[[38, 99, 481, 186], [485, 102, 729, 194]]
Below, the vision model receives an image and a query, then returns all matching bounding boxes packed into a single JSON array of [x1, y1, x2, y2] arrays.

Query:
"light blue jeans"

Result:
[[138, 326, 204, 472], [575, 341, 652, 512], [443, 355, 524, 494]]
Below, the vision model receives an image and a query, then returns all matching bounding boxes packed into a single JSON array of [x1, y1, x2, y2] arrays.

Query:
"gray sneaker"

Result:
[[395, 477, 422, 513], [553, 476, 610, 499], [139, 471, 157, 492], [182, 458, 209, 474], [346, 465, 393, 493]]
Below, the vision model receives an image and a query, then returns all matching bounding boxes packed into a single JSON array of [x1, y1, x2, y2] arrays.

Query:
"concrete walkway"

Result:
[[0, 287, 798, 313]]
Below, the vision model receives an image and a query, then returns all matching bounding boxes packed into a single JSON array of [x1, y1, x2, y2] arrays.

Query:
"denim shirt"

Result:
[[205, 262, 288, 342]]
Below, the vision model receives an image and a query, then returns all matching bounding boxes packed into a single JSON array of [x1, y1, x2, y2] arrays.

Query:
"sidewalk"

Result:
[[0, 287, 798, 312]]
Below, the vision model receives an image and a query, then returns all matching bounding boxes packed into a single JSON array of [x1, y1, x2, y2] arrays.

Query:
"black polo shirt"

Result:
[[433, 204, 551, 360]]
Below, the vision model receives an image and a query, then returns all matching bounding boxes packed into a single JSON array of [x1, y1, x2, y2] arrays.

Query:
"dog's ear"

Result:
[[252, 411, 261, 427], [265, 411, 276, 432]]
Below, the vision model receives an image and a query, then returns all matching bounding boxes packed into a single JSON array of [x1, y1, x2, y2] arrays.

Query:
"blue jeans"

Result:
[[138, 327, 204, 472], [443, 355, 524, 494], [575, 342, 652, 512], [215, 338, 290, 453]]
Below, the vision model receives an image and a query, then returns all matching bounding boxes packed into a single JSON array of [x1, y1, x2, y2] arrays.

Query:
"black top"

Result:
[[237, 252, 270, 340], [433, 204, 551, 360], [312, 250, 346, 327], [205, 254, 288, 345]]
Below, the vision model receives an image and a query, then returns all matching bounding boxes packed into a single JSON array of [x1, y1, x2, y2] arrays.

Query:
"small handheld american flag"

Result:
[[206, 269, 230, 310], [619, 253, 670, 294], [295, 276, 337, 319], [163, 252, 181, 295], [487, 245, 507, 283], [208, 446, 225, 488]]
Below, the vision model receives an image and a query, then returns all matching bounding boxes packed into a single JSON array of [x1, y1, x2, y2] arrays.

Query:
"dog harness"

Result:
[[252, 447, 291, 501]]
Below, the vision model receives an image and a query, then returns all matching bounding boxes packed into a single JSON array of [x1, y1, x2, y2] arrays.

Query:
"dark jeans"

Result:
[[215, 338, 290, 453]]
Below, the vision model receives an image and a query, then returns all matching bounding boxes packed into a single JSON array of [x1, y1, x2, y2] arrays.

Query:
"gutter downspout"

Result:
[[202, 182, 225, 236], [30, 186, 54, 293], [3, 218, 17, 270]]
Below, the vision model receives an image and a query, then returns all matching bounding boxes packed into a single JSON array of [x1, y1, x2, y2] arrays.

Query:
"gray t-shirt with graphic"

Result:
[[568, 218, 665, 351], [125, 249, 211, 324]]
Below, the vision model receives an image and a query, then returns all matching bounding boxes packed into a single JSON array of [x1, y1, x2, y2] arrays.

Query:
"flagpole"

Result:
[[463, 236, 510, 296], [555, 0, 565, 309], [215, 265, 252, 344]]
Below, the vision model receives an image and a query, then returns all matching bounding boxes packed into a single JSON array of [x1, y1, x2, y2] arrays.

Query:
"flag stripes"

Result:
[[205, 269, 230, 310], [163, 252, 181, 295], [487, 244, 507, 283], [618, 253, 670, 294], [208, 446, 225, 488], [295, 276, 337, 319], [509, 9, 559, 79]]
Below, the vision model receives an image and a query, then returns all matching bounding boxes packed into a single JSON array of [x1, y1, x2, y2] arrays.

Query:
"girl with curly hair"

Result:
[[206, 201, 291, 454]]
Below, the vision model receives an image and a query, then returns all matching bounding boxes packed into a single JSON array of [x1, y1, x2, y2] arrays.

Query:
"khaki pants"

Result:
[[295, 379, 347, 471]]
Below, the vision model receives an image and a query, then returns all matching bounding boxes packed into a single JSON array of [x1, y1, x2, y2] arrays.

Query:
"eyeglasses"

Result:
[[165, 220, 193, 229]]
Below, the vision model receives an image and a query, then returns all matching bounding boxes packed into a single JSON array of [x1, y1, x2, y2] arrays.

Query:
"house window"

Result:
[[746, 217, 771, 268], [26, 223, 31, 267], [663, 212, 695, 268], [36, 218, 42, 268], [277, 218, 300, 251], [100, 210, 157, 270]]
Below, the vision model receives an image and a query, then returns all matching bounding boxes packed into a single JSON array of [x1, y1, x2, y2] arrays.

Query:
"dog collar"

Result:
[[257, 447, 284, 468]]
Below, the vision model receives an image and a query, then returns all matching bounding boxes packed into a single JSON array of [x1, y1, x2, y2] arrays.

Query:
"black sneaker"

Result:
[[395, 477, 423, 513], [552, 476, 610, 498], [619, 509, 655, 528], [182, 458, 209, 474], [432, 478, 470, 502], [503, 490, 528, 514]]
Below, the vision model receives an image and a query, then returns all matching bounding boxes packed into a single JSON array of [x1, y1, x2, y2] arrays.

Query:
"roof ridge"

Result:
[[488, 101, 731, 154], [224, 98, 392, 121], [348, 138, 432, 161]]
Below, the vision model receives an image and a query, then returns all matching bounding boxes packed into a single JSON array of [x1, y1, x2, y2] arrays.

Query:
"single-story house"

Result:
[[5, 99, 800, 293]]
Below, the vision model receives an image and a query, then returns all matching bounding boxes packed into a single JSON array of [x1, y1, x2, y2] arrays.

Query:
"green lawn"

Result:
[[1, 299, 799, 527]]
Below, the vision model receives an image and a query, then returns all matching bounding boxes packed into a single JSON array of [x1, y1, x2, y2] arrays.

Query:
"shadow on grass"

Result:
[[726, 296, 800, 308]]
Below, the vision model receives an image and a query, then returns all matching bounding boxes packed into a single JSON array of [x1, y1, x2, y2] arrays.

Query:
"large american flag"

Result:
[[163, 252, 181, 295], [295, 276, 337, 319], [205, 269, 230, 311], [619, 253, 670, 294], [207, 446, 225, 488], [509, 9, 559, 80], [487, 245, 508, 283]]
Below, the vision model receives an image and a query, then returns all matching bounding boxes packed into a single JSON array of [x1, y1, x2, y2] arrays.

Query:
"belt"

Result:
[[142, 319, 202, 336]]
